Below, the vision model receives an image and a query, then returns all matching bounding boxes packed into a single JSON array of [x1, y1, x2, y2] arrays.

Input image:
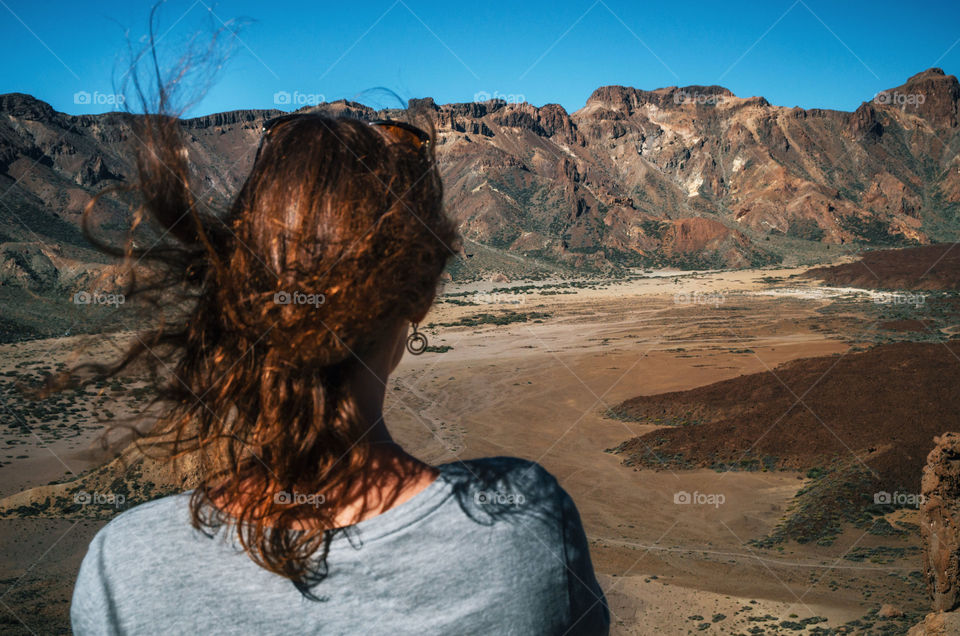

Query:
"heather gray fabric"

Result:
[[71, 457, 609, 635]]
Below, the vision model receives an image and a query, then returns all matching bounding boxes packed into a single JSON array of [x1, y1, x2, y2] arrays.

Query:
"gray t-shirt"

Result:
[[71, 457, 609, 635]]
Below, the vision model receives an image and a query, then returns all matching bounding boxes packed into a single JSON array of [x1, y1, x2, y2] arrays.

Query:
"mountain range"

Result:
[[1, 68, 959, 295]]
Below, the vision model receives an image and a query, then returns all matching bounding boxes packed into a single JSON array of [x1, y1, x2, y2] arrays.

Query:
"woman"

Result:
[[69, 100, 609, 634]]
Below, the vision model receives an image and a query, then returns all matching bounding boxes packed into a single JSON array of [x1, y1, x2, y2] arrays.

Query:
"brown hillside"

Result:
[[612, 341, 960, 492], [803, 243, 960, 290]]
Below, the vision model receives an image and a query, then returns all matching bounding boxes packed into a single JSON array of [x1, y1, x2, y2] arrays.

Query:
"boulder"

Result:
[[878, 604, 903, 619]]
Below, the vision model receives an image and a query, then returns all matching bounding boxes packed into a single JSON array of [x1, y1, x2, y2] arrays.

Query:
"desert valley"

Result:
[[3, 243, 960, 634], [1, 66, 960, 634]]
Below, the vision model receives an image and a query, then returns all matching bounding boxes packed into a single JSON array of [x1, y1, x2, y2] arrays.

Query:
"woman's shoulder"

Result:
[[74, 492, 202, 599], [435, 456, 568, 516], [93, 491, 195, 547], [440, 455, 553, 476], [439, 456, 559, 487]]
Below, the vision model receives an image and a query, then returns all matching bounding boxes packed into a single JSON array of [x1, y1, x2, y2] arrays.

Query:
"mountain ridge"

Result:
[[1, 68, 959, 292]]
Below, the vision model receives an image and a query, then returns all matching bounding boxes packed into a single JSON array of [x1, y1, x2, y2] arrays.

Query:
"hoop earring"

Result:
[[406, 323, 428, 355]]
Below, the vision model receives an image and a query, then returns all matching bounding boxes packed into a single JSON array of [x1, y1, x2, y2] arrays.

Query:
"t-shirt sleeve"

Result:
[[71, 528, 118, 636], [559, 487, 610, 635]]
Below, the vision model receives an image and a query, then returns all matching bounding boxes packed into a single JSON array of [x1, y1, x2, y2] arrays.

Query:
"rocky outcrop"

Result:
[[908, 610, 960, 636], [73, 155, 122, 187], [0, 92, 57, 121], [850, 102, 884, 140], [920, 433, 960, 612], [536, 104, 579, 142], [0, 243, 60, 290], [876, 68, 960, 128], [1, 68, 959, 275], [908, 433, 960, 635], [659, 218, 755, 267], [181, 108, 282, 129]]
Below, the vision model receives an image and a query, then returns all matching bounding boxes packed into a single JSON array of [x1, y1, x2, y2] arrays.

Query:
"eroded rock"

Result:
[[920, 432, 960, 612], [906, 610, 960, 636]]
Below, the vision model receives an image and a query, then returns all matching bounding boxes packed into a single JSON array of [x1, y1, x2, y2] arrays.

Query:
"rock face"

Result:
[[920, 432, 960, 612], [1, 68, 960, 280], [0, 93, 284, 295], [909, 432, 960, 636], [907, 610, 960, 636], [879, 68, 960, 128]]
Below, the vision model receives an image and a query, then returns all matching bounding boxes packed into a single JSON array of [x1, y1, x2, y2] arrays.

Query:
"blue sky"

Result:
[[2, 0, 959, 117]]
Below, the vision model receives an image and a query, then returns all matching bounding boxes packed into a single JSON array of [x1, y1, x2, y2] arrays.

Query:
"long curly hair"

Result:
[[71, 75, 458, 593]]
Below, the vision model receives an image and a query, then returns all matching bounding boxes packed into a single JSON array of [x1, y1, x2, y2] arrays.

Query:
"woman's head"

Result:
[[221, 114, 453, 365], [76, 107, 458, 593]]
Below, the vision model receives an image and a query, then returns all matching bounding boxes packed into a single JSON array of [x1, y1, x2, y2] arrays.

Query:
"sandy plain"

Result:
[[0, 263, 928, 634]]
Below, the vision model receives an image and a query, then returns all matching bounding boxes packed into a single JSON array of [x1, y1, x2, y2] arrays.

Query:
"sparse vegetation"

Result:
[[430, 311, 552, 328]]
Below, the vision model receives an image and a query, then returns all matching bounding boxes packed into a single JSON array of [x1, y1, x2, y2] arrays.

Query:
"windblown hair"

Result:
[[73, 86, 458, 592]]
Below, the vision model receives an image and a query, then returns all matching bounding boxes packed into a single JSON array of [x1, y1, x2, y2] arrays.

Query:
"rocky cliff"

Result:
[[909, 433, 960, 635], [2, 68, 959, 288], [920, 433, 960, 612]]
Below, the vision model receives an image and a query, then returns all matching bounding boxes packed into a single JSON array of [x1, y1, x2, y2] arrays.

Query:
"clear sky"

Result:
[[2, 0, 959, 117]]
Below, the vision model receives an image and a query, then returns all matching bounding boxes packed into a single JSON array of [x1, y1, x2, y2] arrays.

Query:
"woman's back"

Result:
[[71, 457, 609, 635], [63, 90, 607, 633]]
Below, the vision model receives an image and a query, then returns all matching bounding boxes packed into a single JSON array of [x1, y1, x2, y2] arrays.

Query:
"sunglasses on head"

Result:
[[368, 119, 431, 149], [260, 114, 430, 150]]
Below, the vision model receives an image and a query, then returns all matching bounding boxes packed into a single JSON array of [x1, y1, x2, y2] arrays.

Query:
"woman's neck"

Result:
[[321, 445, 438, 529], [218, 322, 440, 530]]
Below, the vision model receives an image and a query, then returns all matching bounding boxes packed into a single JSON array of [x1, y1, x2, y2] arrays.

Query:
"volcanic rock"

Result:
[[2, 68, 959, 280], [920, 433, 960, 612]]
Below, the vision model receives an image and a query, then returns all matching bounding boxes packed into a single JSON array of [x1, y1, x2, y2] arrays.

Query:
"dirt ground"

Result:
[[0, 263, 937, 634]]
